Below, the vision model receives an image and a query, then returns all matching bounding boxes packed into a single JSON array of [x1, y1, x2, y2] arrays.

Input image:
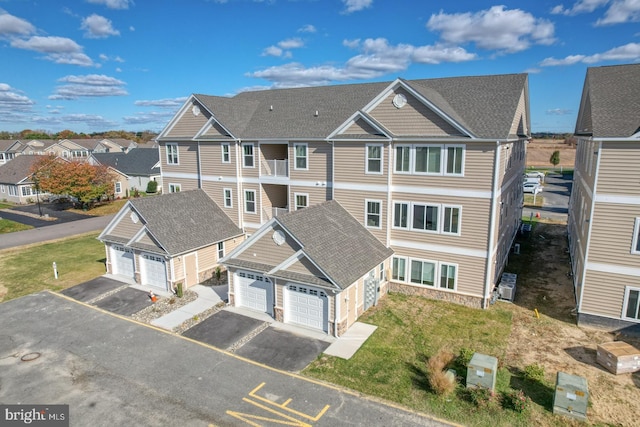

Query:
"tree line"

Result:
[[0, 129, 158, 144]]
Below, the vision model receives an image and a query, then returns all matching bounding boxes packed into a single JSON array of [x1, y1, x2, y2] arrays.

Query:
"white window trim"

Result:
[[294, 192, 308, 210], [244, 189, 256, 213], [394, 144, 412, 174], [217, 241, 225, 260], [242, 143, 255, 168], [166, 143, 179, 165], [442, 205, 462, 236], [409, 258, 438, 287], [365, 199, 383, 229], [0, 184, 4, 193], [622, 286, 640, 321], [392, 200, 410, 230], [221, 143, 230, 163], [293, 143, 308, 171], [115, 181, 122, 194], [411, 202, 440, 234], [395, 257, 457, 292], [413, 144, 443, 175], [439, 262, 458, 291], [168, 183, 181, 193], [632, 217, 640, 255], [444, 144, 465, 176], [365, 144, 384, 175], [392, 256, 408, 282], [223, 188, 233, 208]]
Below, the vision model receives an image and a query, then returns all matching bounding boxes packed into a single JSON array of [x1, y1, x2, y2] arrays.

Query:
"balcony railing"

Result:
[[261, 159, 288, 177], [263, 206, 289, 220]]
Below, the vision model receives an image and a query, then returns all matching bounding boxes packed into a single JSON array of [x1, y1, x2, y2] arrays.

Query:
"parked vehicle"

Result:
[[523, 182, 543, 194], [525, 171, 545, 181], [523, 176, 542, 185]]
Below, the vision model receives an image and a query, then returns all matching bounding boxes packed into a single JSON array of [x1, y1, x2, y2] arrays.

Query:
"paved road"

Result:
[[0, 292, 453, 427], [524, 172, 571, 223]]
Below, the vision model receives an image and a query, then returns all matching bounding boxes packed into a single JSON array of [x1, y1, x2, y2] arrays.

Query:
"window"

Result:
[[221, 144, 230, 163], [393, 202, 409, 228], [632, 218, 640, 254], [366, 145, 382, 173], [395, 145, 411, 172], [217, 242, 224, 259], [415, 145, 441, 174], [21, 186, 32, 196], [223, 188, 232, 208], [623, 287, 640, 320], [412, 203, 438, 232], [294, 143, 307, 170], [440, 263, 457, 290], [169, 183, 181, 193], [115, 182, 122, 194], [8, 186, 17, 196], [442, 206, 461, 234], [446, 145, 464, 175], [166, 144, 179, 165], [295, 193, 308, 210], [366, 200, 381, 228], [244, 190, 256, 213], [392, 257, 407, 281], [243, 144, 254, 168], [410, 260, 435, 286], [0, 185, 4, 193]]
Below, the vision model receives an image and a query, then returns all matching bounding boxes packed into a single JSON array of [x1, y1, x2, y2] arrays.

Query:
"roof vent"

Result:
[[269, 105, 273, 111], [314, 110, 319, 117]]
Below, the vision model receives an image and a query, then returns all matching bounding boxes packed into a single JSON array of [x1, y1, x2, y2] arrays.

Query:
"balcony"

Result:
[[261, 159, 288, 178], [263, 206, 289, 220]]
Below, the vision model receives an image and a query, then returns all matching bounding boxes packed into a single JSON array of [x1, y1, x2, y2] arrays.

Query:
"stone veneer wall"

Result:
[[274, 307, 284, 323], [388, 282, 484, 309]]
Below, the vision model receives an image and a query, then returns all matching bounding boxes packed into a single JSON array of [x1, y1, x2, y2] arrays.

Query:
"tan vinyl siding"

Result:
[[343, 118, 382, 135], [166, 103, 210, 138], [508, 91, 528, 136], [574, 138, 597, 190], [235, 225, 301, 266], [223, 235, 245, 257], [137, 231, 159, 248], [369, 89, 462, 137], [160, 141, 199, 173], [588, 203, 640, 268], [199, 142, 237, 176], [595, 141, 640, 195], [163, 177, 198, 194], [285, 256, 326, 278], [197, 245, 217, 270], [334, 141, 388, 185], [289, 185, 331, 209], [289, 142, 332, 182], [334, 188, 387, 243], [109, 207, 145, 238], [241, 142, 259, 179], [201, 181, 240, 225], [581, 269, 630, 318], [202, 122, 230, 137], [173, 257, 185, 282]]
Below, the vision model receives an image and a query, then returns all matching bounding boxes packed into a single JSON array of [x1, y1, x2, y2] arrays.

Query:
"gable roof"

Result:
[[575, 64, 640, 138], [0, 155, 43, 184], [170, 73, 528, 141], [92, 148, 160, 176], [102, 189, 242, 256], [223, 200, 393, 290]]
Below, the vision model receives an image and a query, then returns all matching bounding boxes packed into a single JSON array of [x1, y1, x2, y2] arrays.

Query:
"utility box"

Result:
[[466, 353, 498, 392], [553, 372, 588, 422], [596, 341, 640, 375], [498, 272, 517, 302]]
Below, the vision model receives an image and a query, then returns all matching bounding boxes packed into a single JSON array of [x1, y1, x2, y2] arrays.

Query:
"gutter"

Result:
[[483, 140, 501, 308]]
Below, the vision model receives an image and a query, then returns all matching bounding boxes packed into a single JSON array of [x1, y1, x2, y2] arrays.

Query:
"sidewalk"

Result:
[[151, 285, 223, 330]]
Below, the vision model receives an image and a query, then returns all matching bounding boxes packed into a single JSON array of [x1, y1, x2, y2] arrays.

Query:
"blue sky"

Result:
[[1, 0, 639, 134]]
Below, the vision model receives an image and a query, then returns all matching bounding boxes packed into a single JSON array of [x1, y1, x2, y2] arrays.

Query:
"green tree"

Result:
[[549, 150, 560, 168]]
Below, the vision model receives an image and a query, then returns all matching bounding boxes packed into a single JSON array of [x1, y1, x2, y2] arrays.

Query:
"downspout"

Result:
[[197, 140, 202, 189], [386, 138, 392, 247], [329, 140, 335, 200], [483, 140, 501, 308], [235, 139, 243, 228], [334, 290, 340, 338]]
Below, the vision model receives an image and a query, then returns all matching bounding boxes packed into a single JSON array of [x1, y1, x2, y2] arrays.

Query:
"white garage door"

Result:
[[110, 245, 134, 279], [140, 253, 167, 291], [284, 284, 328, 332], [235, 271, 273, 316]]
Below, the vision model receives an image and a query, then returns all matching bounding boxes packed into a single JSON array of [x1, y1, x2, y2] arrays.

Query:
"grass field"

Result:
[[0, 218, 33, 233]]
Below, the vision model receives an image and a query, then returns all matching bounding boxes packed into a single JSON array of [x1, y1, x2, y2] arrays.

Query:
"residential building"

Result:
[[568, 63, 640, 333], [153, 73, 530, 329], [0, 155, 50, 204], [91, 147, 161, 197]]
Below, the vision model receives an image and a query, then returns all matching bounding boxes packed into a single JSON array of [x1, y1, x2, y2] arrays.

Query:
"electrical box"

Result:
[[466, 353, 498, 392], [553, 372, 588, 422]]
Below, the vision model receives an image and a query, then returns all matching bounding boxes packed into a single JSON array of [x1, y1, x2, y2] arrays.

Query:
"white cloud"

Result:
[[547, 108, 573, 115], [134, 97, 188, 108], [10, 35, 94, 66], [32, 113, 118, 128], [0, 10, 35, 36], [86, 0, 132, 10], [596, 0, 640, 25], [123, 111, 177, 125], [262, 45, 283, 57], [298, 24, 316, 33], [427, 6, 556, 53], [262, 38, 304, 57], [49, 74, 128, 100], [278, 38, 303, 49], [0, 83, 35, 113], [81, 14, 120, 38], [540, 42, 640, 65], [551, 0, 610, 15], [248, 38, 476, 87], [342, 0, 373, 14]]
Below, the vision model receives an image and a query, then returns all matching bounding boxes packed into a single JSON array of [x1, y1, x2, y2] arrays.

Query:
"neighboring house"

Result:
[[568, 63, 640, 333], [98, 189, 244, 293], [91, 148, 161, 197], [0, 155, 49, 204], [19, 139, 58, 156], [99, 138, 138, 152], [0, 140, 20, 164], [155, 73, 530, 312], [221, 200, 393, 336]]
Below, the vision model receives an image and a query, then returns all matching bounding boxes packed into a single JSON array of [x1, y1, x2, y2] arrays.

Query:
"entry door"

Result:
[[184, 253, 198, 288]]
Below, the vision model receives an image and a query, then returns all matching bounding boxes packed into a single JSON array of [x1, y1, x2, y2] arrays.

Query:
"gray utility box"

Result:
[[498, 272, 517, 302], [553, 372, 588, 422], [466, 353, 498, 392]]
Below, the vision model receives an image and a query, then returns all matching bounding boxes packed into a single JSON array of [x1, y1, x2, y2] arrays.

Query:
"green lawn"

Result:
[[0, 218, 33, 233], [0, 233, 105, 301]]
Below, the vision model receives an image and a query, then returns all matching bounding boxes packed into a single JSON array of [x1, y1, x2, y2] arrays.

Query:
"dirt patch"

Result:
[[503, 222, 640, 426], [527, 139, 575, 169]]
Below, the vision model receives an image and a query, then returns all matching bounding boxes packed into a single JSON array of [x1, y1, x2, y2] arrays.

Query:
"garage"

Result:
[[140, 253, 167, 291], [110, 245, 134, 279], [284, 284, 328, 332], [235, 271, 273, 316]]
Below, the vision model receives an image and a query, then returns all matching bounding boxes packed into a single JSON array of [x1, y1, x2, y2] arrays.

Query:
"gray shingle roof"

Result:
[[577, 64, 640, 138], [276, 200, 394, 289], [92, 148, 160, 176], [190, 73, 528, 140], [128, 189, 242, 256], [0, 155, 43, 184]]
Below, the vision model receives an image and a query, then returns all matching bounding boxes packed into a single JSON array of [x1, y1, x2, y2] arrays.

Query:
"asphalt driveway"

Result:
[[94, 287, 152, 316], [3, 201, 91, 227], [60, 276, 126, 303]]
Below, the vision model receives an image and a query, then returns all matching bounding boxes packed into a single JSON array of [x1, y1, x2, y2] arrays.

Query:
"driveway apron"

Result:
[[60, 276, 126, 303], [94, 287, 152, 316], [182, 310, 266, 349]]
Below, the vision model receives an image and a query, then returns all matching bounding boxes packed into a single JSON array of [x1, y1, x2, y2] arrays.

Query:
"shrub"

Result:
[[502, 389, 530, 413], [175, 282, 183, 298], [146, 180, 158, 193], [456, 347, 475, 367], [215, 266, 221, 280], [426, 349, 456, 396], [523, 363, 545, 383], [465, 387, 499, 409]]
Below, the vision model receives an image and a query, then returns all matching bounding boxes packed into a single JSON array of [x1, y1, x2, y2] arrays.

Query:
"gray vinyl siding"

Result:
[[369, 89, 462, 137], [595, 141, 640, 195], [289, 141, 332, 182], [334, 141, 389, 185], [580, 269, 630, 319], [588, 203, 640, 268], [235, 225, 301, 266], [166, 104, 209, 138], [199, 142, 237, 176]]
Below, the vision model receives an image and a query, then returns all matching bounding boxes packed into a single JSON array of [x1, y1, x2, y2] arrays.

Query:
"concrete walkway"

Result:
[[151, 285, 223, 330], [324, 322, 377, 359]]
